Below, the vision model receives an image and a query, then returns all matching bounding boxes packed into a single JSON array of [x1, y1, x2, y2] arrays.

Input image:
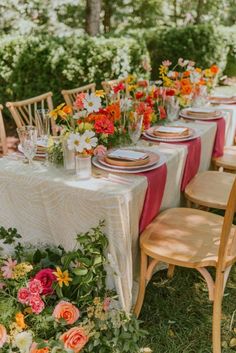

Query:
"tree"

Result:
[[85, 0, 101, 36]]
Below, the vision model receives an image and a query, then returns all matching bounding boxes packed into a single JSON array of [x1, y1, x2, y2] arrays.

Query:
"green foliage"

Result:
[[0, 33, 149, 119]]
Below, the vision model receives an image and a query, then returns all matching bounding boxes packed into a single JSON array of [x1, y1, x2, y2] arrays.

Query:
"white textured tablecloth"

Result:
[[215, 105, 236, 146], [0, 121, 216, 311]]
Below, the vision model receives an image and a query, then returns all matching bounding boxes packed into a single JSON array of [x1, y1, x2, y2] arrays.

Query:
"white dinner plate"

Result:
[[92, 151, 166, 174]]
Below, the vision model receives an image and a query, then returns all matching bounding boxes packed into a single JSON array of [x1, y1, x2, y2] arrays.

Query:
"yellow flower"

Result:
[[53, 267, 72, 287], [12, 263, 33, 279], [15, 312, 26, 329], [204, 69, 212, 78], [159, 65, 167, 75], [163, 77, 173, 87], [128, 84, 138, 92], [49, 103, 65, 119], [95, 90, 105, 97]]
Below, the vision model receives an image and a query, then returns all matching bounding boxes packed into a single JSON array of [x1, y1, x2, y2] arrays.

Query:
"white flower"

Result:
[[120, 98, 132, 112], [178, 58, 189, 67], [190, 71, 201, 84], [14, 331, 32, 353], [82, 130, 98, 150], [83, 93, 101, 113], [67, 133, 84, 153]]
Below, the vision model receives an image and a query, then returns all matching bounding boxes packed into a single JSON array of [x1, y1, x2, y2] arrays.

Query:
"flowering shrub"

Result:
[[0, 223, 149, 353]]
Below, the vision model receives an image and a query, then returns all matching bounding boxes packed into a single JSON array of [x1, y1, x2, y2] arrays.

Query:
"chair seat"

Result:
[[215, 146, 236, 171], [141, 208, 236, 268], [185, 171, 235, 209]]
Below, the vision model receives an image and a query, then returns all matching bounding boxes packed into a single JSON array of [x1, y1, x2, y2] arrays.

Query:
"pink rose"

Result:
[[18, 287, 30, 305], [103, 297, 111, 312], [53, 301, 80, 325], [60, 327, 88, 352], [93, 145, 107, 157], [34, 268, 56, 295], [30, 294, 45, 314], [0, 324, 7, 348], [28, 279, 43, 295]]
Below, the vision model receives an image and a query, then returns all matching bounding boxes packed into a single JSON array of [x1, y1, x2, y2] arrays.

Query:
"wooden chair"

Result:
[[6, 92, 56, 135], [101, 77, 129, 97], [61, 83, 96, 106], [185, 171, 235, 210], [134, 177, 236, 353], [0, 105, 7, 155], [213, 146, 236, 172]]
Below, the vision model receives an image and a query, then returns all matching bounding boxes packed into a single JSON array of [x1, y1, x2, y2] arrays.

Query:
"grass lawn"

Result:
[[140, 266, 236, 353]]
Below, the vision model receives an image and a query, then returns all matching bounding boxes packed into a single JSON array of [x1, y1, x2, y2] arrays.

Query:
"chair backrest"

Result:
[[0, 105, 7, 155], [101, 77, 129, 97], [6, 92, 56, 136], [61, 83, 96, 107], [218, 177, 236, 271]]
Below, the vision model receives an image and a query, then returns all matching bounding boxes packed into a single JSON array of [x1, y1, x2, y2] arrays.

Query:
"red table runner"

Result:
[[197, 117, 225, 157], [138, 163, 167, 232]]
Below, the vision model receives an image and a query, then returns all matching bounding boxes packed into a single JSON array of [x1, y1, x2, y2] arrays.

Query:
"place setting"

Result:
[[179, 107, 223, 120], [142, 125, 198, 142]]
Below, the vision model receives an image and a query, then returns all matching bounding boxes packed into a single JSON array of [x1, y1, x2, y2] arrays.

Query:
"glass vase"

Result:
[[166, 96, 180, 122], [75, 155, 92, 179], [62, 139, 75, 170]]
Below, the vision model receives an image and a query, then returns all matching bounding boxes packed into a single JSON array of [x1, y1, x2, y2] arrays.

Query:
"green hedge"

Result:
[[0, 34, 149, 116]]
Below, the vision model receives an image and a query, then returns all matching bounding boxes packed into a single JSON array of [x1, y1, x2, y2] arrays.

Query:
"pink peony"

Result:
[[1, 258, 17, 279], [93, 145, 107, 157], [30, 294, 45, 314], [34, 268, 57, 296], [0, 324, 7, 348], [18, 287, 30, 305], [28, 279, 43, 295]]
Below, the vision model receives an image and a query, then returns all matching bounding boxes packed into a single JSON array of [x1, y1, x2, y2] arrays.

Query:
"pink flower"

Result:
[[113, 82, 125, 94], [28, 279, 43, 295], [0, 324, 7, 348], [30, 294, 45, 314], [18, 288, 30, 305], [93, 145, 107, 156], [1, 258, 17, 279], [162, 60, 172, 67], [53, 301, 80, 325], [74, 93, 86, 110], [34, 268, 56, 296], [178, 58, 189, 67], [103, 297, 111, 312]]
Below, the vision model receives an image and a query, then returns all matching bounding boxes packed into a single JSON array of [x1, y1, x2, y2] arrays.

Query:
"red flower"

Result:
[[145, 96, 154, 107], [166, 89, 175, 96], [29, 294, 45, 314], [28, 279, 43, 295], [158, 106, 167, 120], [34, 268, 57, 296], [113, 82, 125, 94], [18, 288, 30, 305], [135, 91, 144, 100], [94, 116, 114, 135]]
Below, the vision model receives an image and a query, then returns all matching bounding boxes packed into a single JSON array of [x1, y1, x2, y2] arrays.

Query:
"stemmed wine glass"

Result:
[[17, 126, 37, 165], [36, 109, 50, 164], [128, 113, 143, 145]]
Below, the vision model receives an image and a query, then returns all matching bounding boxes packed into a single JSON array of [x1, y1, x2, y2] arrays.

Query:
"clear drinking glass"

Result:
[[36, 109, 50, 163], [17, 126, 37, 164], [166, 96, 180, 122], [128, 113, 143, 144]]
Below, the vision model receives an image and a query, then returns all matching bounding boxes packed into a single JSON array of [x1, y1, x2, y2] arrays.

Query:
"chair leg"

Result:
[[134, 251, 148, 317], [167, 264, 175, 279], [212, 271, 224, 353]]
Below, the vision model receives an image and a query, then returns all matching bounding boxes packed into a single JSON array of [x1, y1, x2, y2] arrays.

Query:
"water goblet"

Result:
[[36, 109, 50, 164], [128, 113, 143, 145], [17, 126, 37, 165]]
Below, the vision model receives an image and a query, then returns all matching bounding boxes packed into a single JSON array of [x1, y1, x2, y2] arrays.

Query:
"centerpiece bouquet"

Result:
[[0, 222, 149, 353]]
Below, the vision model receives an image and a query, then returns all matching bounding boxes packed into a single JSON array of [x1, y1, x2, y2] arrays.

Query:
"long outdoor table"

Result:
[[0, 121, 217, 311]]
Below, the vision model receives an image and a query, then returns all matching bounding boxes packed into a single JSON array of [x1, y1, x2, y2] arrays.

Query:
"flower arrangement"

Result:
[[158, 58, 220, 107], [0, 223, 149, 353]]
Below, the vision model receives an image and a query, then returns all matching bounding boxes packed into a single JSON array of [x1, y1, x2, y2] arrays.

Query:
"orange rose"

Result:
[[0, 324, 7, 348], [62, 105, 73, 115], [180, 78, 191, 86], [210, 64, 219, 74], [53, 301, 80, 325], [181, 85, 192, 95], [30, 342, 49, 353], [60, 327, 88, 353]]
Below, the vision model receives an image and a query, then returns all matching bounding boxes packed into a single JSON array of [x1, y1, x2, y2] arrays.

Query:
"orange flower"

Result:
[[60, 327, 89, 353], [183, 71, 190, 77], [180, 78, 191, 87], [210, 64, 219, 74], [53, 301, 80, 325], [15, 312, 26, 329], [106, 102, 121, 121], [30, 342, 49, 353], [181, 85, 192, 95], [195, 67, 202, 73], [62, 105, 73, 115], [199, 78, 206, 85]]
